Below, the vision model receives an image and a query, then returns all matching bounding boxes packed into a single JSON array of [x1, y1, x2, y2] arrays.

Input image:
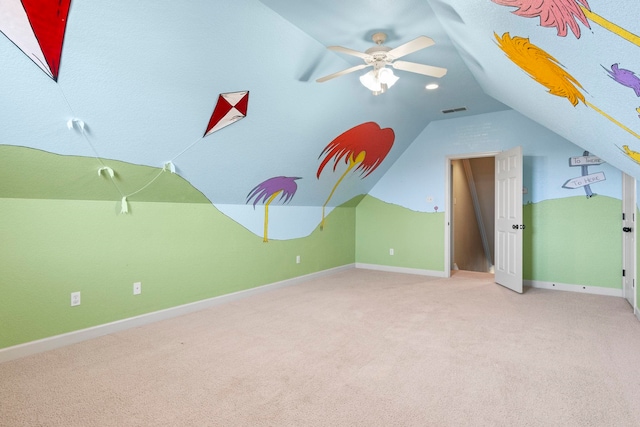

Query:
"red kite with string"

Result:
[[204, 91, 249, 137], [0, 0, 72, 81]]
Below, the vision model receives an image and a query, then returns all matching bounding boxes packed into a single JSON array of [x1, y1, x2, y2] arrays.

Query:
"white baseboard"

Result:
[[355, 263, 447, 278], [636, 309, 640, 322], [0, 264, 355, 364], [524, 280, 623, 297]]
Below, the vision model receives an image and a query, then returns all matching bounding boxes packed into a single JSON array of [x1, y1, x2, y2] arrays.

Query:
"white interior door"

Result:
[[495, 146, 523, 293], [622, 173, 636, 309]]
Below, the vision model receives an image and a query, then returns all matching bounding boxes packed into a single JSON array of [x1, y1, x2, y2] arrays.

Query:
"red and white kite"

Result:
[[0, 0, 71, 81], [204, 91, 249, 137]]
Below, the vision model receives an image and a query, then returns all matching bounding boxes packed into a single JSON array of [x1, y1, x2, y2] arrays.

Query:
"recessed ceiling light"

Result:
[[425, 83, 439, 90]]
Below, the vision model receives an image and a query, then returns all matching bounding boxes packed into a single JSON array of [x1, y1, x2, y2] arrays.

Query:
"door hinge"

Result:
[[623, 269, 626, 277], [623, 213, 626, 220]]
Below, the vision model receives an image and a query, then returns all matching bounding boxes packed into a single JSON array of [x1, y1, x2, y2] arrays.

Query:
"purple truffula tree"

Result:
[[604, 64, 640, 97], [246, 176, 301, 242]]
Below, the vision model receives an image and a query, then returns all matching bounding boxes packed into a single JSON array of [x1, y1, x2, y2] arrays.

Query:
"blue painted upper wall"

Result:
[[1, 0, 508, 210], [431, 1, 640, 176], [371, 109, 621, 213], [0, 0, 638, 211]]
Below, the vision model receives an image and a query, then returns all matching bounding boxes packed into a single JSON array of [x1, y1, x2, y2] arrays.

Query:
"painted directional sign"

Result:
[[563, 172, 606, 189], [564, 151, 606, 197], [569, 155, 605, 166]]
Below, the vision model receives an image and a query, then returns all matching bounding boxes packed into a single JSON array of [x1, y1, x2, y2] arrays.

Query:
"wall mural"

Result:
[[0, 1, 390, 240], [492, 0, 591, 38], [494, 33, 640, 163], [1, 2, 256, 215], [621, 145, 640, 165], [492, 0, 640, 46], [494, 32, 585, 106], [246, 176, 301, 242], [493, 1, 640, 167], [72, 90, 250, 213], [317, 122, 394, 229], [204, 91, 249, 137], [0, 0, 71, 81], [604, 64, 640, 97], [563, 151, 605, 198], [164, 91, 250, 173]]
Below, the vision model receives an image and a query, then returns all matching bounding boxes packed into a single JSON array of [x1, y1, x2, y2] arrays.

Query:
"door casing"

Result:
[[444, 151, 499, 278], [622, 172, 636, 312]]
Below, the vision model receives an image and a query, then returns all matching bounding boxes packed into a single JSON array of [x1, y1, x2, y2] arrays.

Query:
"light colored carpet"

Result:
[[1, 268, 640, 426]]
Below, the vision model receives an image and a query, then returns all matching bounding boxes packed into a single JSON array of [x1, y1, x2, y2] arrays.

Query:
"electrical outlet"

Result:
[[133, 282, 141, 295], [71, 291, 81, 307], [389, 248, 394, 255], [296, 255, 301, 264]]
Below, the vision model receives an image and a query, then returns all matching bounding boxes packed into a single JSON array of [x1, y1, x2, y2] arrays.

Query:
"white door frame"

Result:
[[444, 151, 499, 278], [622, 172, 637, 313]]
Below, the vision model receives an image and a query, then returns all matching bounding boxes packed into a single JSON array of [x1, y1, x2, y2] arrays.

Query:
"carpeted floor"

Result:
[[1, 268, 640, 426]]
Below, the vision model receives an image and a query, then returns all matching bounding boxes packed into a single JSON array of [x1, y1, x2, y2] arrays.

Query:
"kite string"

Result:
[[170, 135, 203, 162], [125, 134, 203, 198], [56, 84, 126, 199], [55, 83, 206, 202], [125, 133, 204, 198]]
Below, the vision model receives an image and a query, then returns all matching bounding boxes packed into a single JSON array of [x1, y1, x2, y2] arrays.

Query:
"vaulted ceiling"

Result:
[[1, 0, 639, 207]]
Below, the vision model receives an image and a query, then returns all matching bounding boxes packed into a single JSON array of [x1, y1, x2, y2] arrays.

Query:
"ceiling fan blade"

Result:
[[316, 64, 370, 83], [387, 36, 435, 60], [392, 60, 447, 78], [327, 45, 371, 60]]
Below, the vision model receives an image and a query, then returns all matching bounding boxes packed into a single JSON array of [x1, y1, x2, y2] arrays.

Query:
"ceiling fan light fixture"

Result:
[[359, 70, 380, 91], [359, 67, 398, 95], [378, 68, 399, 88], [317, 34, 447, 91]]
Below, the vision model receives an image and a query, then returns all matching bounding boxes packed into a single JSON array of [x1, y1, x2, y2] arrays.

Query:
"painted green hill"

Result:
[[1, 144, 362, 347], [0, 145, 210, 203]]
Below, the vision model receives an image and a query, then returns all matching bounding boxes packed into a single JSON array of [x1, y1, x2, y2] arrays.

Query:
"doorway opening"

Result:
[[445, 153, 497, 276], [445, 148, 523, 291], [451, 157, 495, 273]]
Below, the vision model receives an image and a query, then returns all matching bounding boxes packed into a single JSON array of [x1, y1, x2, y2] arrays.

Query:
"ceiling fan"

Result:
[[316, 32, 447, 95]]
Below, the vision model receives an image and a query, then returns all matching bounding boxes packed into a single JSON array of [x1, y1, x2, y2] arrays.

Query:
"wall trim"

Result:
[[524, 280, 623, 297], [356, 263, 447, 278], [0, 264, 355, 364]]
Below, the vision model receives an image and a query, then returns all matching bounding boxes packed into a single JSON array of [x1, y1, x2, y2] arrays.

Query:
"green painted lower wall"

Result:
[[356, 195, 623, 289], [0, 198, 356, 349], [523, 196, 622, 287], [0, 186, 628, 349], [355, 195, 444, 271]]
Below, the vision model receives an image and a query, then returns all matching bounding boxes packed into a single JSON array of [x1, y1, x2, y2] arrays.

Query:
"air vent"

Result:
[[441, 107, 467, 114]]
